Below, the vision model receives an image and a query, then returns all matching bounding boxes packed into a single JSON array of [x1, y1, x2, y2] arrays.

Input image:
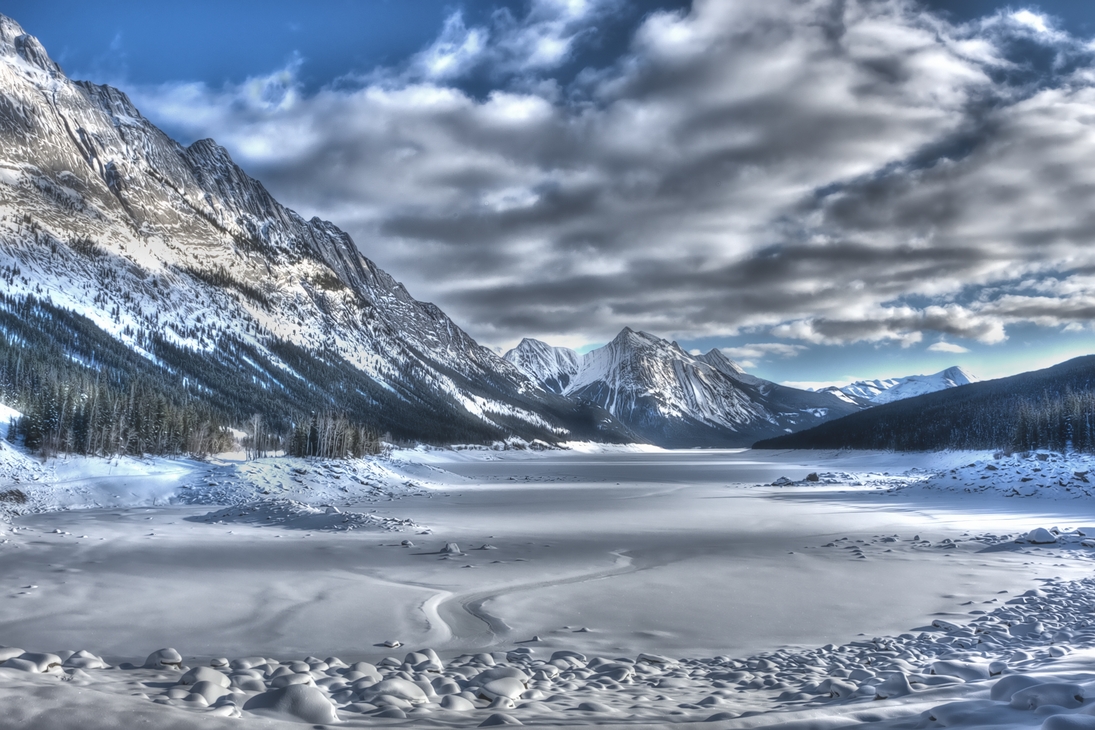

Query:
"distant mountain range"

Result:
[[819, 366, 978, 407], [754, 356, 1095, 453], [0, 12, 870, 451], [503, 331, 857, 447]]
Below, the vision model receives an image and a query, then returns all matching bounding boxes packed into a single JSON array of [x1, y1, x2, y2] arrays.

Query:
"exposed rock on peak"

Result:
[[0, 16, 61, 76]]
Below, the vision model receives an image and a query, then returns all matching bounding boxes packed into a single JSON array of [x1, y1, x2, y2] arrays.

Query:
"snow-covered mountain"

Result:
[[0, 13, 871, 450], [696, 347, 766, 387], [503, 339, 580, 394], [504, 331, 857, 447], [0, 14, 643, 445], [821, 366, 978, 407]]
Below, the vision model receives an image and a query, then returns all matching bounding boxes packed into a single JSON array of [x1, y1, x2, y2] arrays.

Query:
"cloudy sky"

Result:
[[10, 0, 1095, 387]]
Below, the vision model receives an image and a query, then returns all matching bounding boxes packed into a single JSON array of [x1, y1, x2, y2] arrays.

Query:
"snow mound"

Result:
[[175, 456, 438, 506], [191, 499, 420, 532], [1025, 527, 1058, 544], [892, 451, 1095, 500], [0, 451, 444, 517]]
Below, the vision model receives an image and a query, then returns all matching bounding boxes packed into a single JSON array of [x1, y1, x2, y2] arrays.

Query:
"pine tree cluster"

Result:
[[0, 295, 384, 458]]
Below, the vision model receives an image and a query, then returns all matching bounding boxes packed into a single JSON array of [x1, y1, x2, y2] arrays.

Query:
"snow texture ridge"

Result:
[[6, 561, 1095, 727]]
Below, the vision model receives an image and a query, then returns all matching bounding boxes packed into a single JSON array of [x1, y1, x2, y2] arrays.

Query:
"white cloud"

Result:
[[412, 13, 487, 81], [927, 341, 970, 353], [1010, 10, 1050, 35], [401, 0, 618, 83], [119, 0, 1095, 350], [717, 343, 807, 361]]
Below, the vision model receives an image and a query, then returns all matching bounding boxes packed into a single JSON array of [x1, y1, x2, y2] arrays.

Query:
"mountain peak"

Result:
[[0, 15, 61, 76], [701, 348, 746, 375], [834, 366, 979, 406], [609, 327, 664, 349], [938, 365, 977, 386], [187, 138, 236, 165], [562, 328, 856, 446], [612, 326, 636, 341], [502, 338, 579, 394], [515, 337, 549, 350]]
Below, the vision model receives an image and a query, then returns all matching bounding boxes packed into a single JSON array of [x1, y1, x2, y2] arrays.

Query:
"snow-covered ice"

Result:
[[1, 446, 1095, 728]]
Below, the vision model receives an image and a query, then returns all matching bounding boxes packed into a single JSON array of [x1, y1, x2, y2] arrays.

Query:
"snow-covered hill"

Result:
[[504, 330, 857, 447], [822, 366, 978, 406]]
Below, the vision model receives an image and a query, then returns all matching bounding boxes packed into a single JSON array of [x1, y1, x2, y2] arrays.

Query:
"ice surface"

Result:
[[0, 446, 1095, 728]]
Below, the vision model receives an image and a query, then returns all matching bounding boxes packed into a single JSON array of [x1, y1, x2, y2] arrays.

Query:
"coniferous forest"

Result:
[[0, 294, 417, 457], [754, 355, 1095, 453]]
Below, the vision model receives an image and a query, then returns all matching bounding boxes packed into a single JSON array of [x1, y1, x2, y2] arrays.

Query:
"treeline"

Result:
[[0, 295, 232, 456], [1013, 389, 1095, 453], [754, 355, 1095, 453], [286, 412, 381, 459], [11, 375, 234, 457], [0, 296, 382, 458], [240, 412, 381, 459]]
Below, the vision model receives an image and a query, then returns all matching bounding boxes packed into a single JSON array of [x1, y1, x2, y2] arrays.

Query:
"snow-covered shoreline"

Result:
[[4, 564, 1095, 729]]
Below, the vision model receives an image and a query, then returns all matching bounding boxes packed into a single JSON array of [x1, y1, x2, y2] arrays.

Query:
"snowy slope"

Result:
[[822, 366, 978, 406], [0, 14, 600, 443], [505, 329, 857, 447]]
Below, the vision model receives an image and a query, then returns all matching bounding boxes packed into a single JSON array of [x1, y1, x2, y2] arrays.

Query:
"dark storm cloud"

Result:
[[126, 0, 1095, 350]]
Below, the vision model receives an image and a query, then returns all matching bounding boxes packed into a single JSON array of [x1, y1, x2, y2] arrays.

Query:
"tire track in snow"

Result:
[[434, 549, 639, 647]]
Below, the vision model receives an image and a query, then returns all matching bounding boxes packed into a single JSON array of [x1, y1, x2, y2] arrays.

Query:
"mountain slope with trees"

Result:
[[0, 13, 646, 454], [754, 355, 1095, 452]]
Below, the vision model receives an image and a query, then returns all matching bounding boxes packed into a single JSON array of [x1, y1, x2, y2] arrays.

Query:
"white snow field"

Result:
[[2, 446, 1095, 729]]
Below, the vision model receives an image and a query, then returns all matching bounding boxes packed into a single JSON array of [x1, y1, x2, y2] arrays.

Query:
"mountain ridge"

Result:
[[753, 356, 1095, 452], [503, 332, 858, 447], [0, 12, 627, 447], [820, 366, 978, 407]]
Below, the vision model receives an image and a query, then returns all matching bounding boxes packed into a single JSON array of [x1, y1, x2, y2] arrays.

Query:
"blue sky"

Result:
[[8, 0, 1095, 388], [6, 1, 686, 91]]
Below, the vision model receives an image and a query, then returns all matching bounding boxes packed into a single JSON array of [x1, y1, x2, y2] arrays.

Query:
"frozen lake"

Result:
[[2, 448, 1090, 664]]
